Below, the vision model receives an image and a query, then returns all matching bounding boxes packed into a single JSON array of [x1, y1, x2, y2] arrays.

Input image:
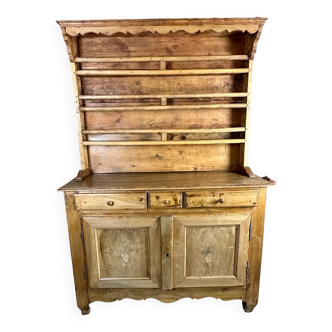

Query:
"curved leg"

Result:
[[242, 301, 256, 313], [80, 305, 91, 315]]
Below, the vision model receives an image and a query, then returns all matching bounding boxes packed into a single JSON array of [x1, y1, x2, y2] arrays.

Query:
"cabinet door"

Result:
[[83, 216, 161, 289], [173, 214, 250, 288]]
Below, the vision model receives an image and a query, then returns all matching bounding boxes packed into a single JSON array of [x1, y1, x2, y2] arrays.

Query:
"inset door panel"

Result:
[[173, 214, 250, 288], [83, 217, 161, 289]]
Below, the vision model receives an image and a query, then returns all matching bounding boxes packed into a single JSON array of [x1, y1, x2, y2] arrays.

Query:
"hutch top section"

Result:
[[58, 18, 267, 174]]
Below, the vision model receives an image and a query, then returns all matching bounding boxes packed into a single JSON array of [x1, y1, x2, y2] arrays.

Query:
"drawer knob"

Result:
[[164, 199, 170, 205], [218, 198, 225, 203], [107, 201, 115, 206]]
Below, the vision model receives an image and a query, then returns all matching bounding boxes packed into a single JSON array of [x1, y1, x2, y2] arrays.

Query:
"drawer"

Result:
[[185, 190, 257, 208], [148, 192, 182, 209], [74, 193, 147, 210]]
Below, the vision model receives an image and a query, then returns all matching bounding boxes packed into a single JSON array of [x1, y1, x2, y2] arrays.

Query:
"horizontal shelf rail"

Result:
[[80, 104, 247, 111], [79, 92, 248, 100], [83, 127, 245, 134], [75, 55, 249, 63], [82, 139, 246, 146], [75, 68, 249, 76]]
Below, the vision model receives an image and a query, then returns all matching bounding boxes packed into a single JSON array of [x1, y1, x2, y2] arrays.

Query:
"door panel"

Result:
[[83, 216, 161, 288], [173, 214, 250, 288]]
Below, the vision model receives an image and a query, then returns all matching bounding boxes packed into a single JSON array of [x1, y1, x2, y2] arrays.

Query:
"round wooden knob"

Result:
[[107, 201, 115, 206], [164, 199, 170, 205], [218, 198, 225, 203]]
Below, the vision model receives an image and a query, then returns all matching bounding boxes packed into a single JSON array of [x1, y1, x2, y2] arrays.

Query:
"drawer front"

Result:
[[149, 192, 182, 209], [185, 190, 257, 208], [75, 194, 147, 210]]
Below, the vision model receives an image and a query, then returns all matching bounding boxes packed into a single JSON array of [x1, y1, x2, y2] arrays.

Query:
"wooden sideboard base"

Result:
[[89, 286, 246, 304]]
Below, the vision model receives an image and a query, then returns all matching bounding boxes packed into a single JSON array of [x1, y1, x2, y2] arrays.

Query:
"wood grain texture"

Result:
[[185, 190, 257, 208], [186, 226, 236, 276], [244, 187, 267, 312], [76, 34, 246, 57], [81, 75, 244, 96], [98, 228, 148, 278], [149, 192, 182, 209], [76, 68, 249, 76], [63, 193, 90, 312], [161, 216, 173, 290], [76, 55, 249, 62], [84, 108, 244, 131], [83, 216, 161, 289], [87, 144, 241, 173], [88, 286, 246, 303], [75, 193, 147, 210], [82, 139, 245, 146], [58, 171, 273, 192], [173, 214, 250, 288]]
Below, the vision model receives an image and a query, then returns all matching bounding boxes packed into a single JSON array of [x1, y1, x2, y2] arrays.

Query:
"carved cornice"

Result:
[[58, 18, 267, 37], [63, 25, 263, 36]]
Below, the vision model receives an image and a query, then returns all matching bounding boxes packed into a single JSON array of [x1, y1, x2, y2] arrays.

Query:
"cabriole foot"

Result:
[[80, 305, 91, 315], [242, 301, 256, 313]]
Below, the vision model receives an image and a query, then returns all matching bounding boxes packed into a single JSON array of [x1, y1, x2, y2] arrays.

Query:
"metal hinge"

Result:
[[249, 220, 252, 241], [246, 261, 249, 280]]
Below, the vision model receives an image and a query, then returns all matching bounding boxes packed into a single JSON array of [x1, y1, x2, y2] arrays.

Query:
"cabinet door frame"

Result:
[[83, 216, 161, 289], [173, 214, 250, 288]]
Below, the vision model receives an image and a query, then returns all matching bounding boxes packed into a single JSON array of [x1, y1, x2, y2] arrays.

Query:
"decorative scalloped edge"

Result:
[[65, 25, 262, 37]]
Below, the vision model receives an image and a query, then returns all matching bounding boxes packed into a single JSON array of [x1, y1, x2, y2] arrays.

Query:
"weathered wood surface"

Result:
[[149, 192, 182, 209], [89, 286, 246, 303], [58, 17, 267, 37], [81, 75, 244, 96], [58, 171, 273, 192], [75, 193, 147, 210], [84, 109, 244, 130], [173, 214, 250, 288], [83, 217, 161, 289], [185, 190, 257, 208], [87, 144, 240, 173]]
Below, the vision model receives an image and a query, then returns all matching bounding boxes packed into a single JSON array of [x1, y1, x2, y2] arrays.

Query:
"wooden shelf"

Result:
[[75, 55, 249, 62], [82, 139, 245, 146], [80, 104, 248, 112], [79, 93, 248, 100], [75, 68, 249, 76], [83, 127, 245, 134]]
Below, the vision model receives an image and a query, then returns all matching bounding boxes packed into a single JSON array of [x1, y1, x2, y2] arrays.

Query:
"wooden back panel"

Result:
[[58, 19, 266, 173]]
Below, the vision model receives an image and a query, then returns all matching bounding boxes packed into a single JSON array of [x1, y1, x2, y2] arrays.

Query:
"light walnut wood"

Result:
[[173, 214, 250, 288], [161, 216, 174, 290], [149, 192, 182, 209], [58, 17, 270, 314], [89, 286, 246, 303], [185, 190, 257, 208], [75, 55, 249, 62], [81, 104, 248, 112], [64, 193, 89, 312], [76, 68, 249, 76], [75, 193, 147, 210], [83, 216, 161, 288], [79, 92, 248, 99], [83, 128, 245, 134], [82, 139, 245, 146]]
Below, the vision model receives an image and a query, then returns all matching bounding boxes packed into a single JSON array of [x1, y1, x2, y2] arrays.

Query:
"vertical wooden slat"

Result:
[[71, 62, 89, 169], [64, 192, 90, 314], [161, 215, 173, 290], [240, 59, 253, 167], [160, 60, 167, 106], [67, 35, 89, 169]]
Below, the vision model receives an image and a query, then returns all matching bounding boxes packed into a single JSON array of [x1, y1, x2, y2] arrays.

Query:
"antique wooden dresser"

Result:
[[57, 18, 274, 315]]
